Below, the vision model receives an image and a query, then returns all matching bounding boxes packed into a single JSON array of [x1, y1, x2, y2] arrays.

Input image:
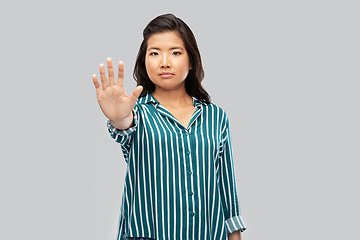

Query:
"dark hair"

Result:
[[133, 13, 211, 104]]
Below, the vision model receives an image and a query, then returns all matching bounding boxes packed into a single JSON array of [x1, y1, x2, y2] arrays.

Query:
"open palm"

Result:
[[92, 58, 143, 121]]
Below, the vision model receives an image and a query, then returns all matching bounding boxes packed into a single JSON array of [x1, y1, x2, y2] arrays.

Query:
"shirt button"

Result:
[[188, 171, 192, 175], [186, 150, 191, 155], [185, 131, 189, 136], [191, 212, 195, 217], [190, 191, 194, 196]]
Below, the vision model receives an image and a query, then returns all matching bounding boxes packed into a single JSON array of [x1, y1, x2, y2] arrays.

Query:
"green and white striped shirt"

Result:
[[108, 92, 246, 240]]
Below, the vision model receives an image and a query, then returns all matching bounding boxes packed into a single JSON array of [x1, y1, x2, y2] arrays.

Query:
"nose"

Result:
[[160, 54, 170, 69]]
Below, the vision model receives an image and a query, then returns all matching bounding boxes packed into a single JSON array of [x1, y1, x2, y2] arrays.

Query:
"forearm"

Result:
[[228, 230, 242, 240], [109, 111, 134, 130]]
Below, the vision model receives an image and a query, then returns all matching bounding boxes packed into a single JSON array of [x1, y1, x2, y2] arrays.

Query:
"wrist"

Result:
[[109, 112, 134, 130]]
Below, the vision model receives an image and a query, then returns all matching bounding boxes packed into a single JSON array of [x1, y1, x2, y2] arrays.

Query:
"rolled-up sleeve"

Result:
[[107, 108, 138, 162], [219, 117, 246, 234]]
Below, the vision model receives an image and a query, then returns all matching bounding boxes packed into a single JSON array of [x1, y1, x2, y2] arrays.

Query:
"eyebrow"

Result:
[[147, 46, 184, 51]]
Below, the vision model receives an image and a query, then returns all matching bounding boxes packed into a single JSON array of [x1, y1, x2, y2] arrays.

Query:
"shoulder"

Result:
[[203, 102, 229, 120], [200, 102, 231, 130]]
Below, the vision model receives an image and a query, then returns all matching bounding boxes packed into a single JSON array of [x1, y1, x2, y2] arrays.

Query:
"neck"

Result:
[[152, 87, 192, 108]]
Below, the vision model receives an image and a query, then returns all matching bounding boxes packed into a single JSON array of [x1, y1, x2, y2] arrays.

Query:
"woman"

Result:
[[92, 13, 246, 240]]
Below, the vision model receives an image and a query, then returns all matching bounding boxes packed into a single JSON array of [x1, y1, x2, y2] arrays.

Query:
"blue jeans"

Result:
[[122, 221, 155, 240]]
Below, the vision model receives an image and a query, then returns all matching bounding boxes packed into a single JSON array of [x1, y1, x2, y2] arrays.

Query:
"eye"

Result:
[[172, 51, 181, 56], [150, 52, 158, 56]]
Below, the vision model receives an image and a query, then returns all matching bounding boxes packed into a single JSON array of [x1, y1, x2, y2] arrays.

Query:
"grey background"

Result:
[[1, 0, 359, 239]]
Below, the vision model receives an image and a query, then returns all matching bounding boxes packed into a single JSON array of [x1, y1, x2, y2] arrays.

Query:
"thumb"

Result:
[[128, 85, 143, 106]]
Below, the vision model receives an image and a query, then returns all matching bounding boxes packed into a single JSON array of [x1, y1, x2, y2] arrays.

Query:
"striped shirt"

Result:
[[107, 92, 246, 240]]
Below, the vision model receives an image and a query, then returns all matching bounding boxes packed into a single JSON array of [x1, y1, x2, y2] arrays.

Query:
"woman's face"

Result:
[[145, 31, 191, 92]]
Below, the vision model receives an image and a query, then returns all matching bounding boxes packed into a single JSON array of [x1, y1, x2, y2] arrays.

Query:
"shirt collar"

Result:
[[138, 92, 158, 105], [138, 92, 207, 107]]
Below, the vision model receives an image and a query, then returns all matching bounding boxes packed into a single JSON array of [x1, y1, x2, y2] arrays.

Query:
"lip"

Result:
[[159, 72, 174, 78]]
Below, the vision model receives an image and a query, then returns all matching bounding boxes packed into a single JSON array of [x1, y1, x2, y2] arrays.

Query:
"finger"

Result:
[[128, 85, 143, 107], [99, 63, 108, 90], [107, 58, 115, 86], [92, 74, 101, 94], [117, 61, 125, 88]]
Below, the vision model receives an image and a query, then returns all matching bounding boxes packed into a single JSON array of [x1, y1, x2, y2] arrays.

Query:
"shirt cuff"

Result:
[[107, 110, 138, 139], [225, 215, 247, 234]]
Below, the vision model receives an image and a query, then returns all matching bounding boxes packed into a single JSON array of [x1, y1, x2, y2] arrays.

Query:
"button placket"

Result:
[[183, 124, 197, 227]]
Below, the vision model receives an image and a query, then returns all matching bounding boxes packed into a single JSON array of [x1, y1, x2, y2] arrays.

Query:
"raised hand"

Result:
[[92, 58, 143, 129]]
